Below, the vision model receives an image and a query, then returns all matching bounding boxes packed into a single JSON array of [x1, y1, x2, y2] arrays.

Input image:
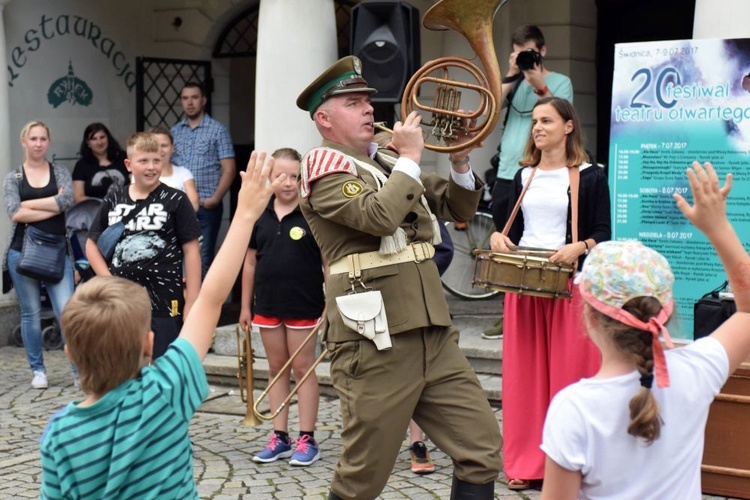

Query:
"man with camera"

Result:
[[482, 24, 573, 340]]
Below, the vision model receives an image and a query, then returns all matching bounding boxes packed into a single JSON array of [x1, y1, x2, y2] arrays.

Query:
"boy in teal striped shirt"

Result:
[[40, 152, 283, 499]]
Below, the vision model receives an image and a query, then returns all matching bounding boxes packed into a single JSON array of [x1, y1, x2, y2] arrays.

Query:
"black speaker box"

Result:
[[351, 1, 420, 103]]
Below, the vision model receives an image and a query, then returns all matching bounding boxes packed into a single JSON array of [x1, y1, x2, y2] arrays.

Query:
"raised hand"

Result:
[[507, 51, 520, 78], [673, 161, 732, 237], [391, 111, 424, 165], [236, 151, 284, 220]]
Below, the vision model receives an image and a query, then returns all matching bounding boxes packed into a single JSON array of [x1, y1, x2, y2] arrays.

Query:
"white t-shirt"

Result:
[[159, 165, 194, 193], [541, 336, 728, 500], [518, 164, 591, 249]]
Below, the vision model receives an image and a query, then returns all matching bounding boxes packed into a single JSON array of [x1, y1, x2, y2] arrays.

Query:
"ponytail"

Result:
[[626, 329, 662, 444], [592, 296, 665, 445]]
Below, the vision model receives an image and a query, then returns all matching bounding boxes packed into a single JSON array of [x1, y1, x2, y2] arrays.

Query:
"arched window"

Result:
[[213, 6, 259, 58], [213, 1, 359, 59]]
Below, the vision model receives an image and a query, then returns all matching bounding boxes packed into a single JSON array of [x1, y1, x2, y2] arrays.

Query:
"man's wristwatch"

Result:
[[449, 155, 470, 167], [534, 85, 549, 96]]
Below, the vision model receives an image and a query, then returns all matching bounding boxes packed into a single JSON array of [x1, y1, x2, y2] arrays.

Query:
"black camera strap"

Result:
[[502, 77, 524, 129], [490, 76, 526, 171]]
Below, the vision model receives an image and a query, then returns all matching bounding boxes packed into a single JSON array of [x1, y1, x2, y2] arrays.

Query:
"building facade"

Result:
[[0, 0, 599, 342]]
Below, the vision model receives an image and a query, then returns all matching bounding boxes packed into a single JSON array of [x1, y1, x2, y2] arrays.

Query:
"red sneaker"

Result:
[[409, 441, 435, 474]]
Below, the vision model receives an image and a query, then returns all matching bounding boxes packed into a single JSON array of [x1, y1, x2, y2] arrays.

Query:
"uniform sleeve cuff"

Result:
[[450, 169, 476, 190], [392, 157, 422, 182]]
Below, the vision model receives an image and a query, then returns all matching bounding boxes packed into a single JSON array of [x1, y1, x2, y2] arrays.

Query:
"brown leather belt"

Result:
[[329, 242, 435, 279]]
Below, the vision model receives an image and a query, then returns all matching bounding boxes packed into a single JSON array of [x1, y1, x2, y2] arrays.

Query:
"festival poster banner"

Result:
[[610, 38, 750, 340]]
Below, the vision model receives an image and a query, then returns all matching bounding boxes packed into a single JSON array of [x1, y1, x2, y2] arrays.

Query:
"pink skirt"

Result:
[[501, 285, 601, 480]]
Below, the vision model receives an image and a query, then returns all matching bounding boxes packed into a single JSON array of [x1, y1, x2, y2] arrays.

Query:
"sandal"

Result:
[[507, 478, 530, 491]]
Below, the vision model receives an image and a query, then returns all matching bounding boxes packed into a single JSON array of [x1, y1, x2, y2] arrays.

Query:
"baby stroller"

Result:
[[13, 198, 103, 350], [12, 291, 60, 350], [66, 198, 103, 284]]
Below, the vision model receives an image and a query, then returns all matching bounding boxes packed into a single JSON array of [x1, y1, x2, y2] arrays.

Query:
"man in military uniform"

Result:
[[296, 56, 502, 500]]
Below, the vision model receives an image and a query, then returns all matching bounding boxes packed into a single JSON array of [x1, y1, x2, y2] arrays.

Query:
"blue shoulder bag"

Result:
[[96, 195, 152, 262]]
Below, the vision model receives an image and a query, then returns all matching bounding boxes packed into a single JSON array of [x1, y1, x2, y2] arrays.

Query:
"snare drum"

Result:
[[472, 248, 573, 299]]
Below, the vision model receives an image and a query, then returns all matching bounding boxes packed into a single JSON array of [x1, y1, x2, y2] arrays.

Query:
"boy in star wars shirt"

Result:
[[86, 132, 201, 359]]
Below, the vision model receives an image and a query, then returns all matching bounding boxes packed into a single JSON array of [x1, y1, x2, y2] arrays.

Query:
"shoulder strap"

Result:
[[15, 163, 57, 185], [119, 191, 154, 226], [48, 162, 58, 185], [569, 166, 579, 246], [501, 167, 537, 236], [569, 166, 580, 269]]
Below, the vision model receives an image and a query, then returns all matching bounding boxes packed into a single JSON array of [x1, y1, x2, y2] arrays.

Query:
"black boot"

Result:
[[450, 475, 495, 500], [328, 491, 343, 500]]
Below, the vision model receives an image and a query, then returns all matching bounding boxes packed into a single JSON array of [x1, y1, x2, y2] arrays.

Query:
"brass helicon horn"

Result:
[[235, 325, 262, 426], [376, 0, 504, 153]]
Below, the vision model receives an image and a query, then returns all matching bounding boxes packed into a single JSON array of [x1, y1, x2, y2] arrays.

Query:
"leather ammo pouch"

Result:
[[335, 291, 392, 350]]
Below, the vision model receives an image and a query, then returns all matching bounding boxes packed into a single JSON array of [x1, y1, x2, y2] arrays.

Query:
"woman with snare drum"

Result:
[[489, 97, 611, 491]]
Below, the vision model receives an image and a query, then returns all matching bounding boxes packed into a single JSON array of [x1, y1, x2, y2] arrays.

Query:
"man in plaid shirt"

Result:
[[171, 82, 236, 276]]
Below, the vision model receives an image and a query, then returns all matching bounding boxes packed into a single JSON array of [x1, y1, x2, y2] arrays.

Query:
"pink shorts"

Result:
[[252, 314, 320, 329]]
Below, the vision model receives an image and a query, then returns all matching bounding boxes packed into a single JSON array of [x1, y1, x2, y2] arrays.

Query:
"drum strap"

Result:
[[501, 167, 537, 236], [569, 166, 580, 269], [501, 166, 581, 266]]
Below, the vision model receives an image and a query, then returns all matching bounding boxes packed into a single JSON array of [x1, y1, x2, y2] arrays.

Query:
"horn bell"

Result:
[[400, 0, 504, 153]]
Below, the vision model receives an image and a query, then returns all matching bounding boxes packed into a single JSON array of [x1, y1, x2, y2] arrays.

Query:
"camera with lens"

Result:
[[516, 49, 543, 71]]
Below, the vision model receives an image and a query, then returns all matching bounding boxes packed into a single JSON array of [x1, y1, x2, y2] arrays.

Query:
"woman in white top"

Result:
[[149, 125, 199, 211], [489, 97, 611, 490], [540, 162, 749, 499]]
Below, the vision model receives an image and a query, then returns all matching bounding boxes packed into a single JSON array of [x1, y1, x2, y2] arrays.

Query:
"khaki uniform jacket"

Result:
[[299, 140, 483, 343]]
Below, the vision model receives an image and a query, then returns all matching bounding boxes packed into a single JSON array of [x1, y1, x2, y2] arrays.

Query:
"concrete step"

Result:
[[204, 292, 505, 403]]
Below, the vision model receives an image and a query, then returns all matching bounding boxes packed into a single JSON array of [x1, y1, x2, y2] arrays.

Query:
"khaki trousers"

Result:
[[328, 326, 502, 500]]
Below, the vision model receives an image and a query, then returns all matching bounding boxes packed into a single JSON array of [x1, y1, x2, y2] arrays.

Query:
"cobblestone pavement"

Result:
[[0, 346, 736, 499]]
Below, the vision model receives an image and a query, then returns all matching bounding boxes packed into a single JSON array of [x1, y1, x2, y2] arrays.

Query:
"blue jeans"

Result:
[[8, 249, 74, 373], [197, 204, 223, 278]]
